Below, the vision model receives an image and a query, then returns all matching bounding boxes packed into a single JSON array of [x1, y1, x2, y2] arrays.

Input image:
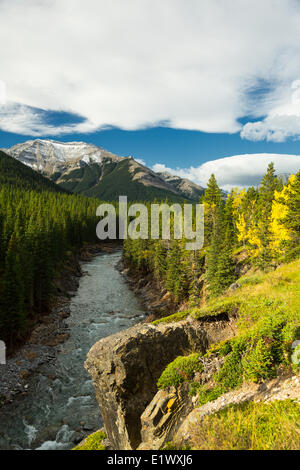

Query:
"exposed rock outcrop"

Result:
[[138, 384, 194, 450], [85, 316, 236, 450]]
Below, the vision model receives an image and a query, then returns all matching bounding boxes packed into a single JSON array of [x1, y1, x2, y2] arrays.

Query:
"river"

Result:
[[0, 250, 145, 450]]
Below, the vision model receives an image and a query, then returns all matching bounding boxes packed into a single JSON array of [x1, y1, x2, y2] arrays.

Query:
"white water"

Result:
[[0, 251, 145, 450]]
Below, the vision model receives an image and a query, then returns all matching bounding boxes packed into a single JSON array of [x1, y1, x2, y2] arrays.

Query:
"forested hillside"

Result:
[[123, 164, 300, 449], [0, 150, 68, 193], [0, 152, 101, 348], [77, 158, 189, 203], [124, 163, 300, 302]]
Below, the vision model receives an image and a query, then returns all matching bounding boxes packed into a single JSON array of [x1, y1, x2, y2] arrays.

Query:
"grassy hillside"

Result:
[[0, 150, 68, 193], [178, 400, 300, 450], [154, 257, 300, 449]]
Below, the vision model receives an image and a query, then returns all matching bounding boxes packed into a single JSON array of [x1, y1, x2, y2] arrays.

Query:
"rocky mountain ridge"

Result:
[[2, 139, 205, 202]]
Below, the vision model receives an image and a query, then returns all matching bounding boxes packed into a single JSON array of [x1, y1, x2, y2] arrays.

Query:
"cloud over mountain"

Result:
[[153, 154, 300, 191], [1, 1, 300, 139]]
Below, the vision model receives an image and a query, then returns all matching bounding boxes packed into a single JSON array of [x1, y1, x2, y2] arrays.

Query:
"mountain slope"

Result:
[[0, 150, 68, 193], [157, 171, 206, 201], [3, 139, 205, 202]]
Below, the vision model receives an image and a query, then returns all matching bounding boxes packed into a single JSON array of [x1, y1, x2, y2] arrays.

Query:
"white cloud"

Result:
[[1, 0, 300, 136], [0, 81, 6, 105], [153, 154, 300, 190], [0, 103, 96, 136], [241, 81, 300, 142]]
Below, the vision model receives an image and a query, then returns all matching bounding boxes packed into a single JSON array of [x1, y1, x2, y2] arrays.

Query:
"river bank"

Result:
[[0, 243, 105, 407], [118, 261, 186, 322]]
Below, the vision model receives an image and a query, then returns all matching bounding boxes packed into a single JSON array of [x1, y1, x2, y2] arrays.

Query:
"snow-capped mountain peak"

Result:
[[1, 139, 122, 174]]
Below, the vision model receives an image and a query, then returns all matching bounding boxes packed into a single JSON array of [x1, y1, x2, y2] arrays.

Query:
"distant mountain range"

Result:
[[2, 139, 205, 202]]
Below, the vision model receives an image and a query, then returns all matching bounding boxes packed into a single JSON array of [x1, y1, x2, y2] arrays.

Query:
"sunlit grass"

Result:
[[189, 400, 300, 450]]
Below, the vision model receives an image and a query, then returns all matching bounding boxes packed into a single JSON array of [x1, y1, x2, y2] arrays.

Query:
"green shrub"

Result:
[[73, 430, 106, 450], [157, 353, 203, 389], [242, 338, 275, 382], [214, 338, 246, 391], [206, 339, 232, 357]]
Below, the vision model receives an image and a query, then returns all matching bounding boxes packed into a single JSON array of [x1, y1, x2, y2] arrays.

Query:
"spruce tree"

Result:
[[203, 174, 222, 245], [206, 202, 224, 297], [283, 170, 300, 257]]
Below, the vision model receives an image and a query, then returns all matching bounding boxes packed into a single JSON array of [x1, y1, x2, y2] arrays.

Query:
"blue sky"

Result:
[[1, 125, 300, 170]]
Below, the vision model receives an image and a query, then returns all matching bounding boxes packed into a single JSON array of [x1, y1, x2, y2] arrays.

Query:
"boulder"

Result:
[[85, 316, 235, 450]]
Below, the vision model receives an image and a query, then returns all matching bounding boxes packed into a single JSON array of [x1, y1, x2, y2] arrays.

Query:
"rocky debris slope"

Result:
[[85, 316, 236, 450], [119, 265, 181, 319]]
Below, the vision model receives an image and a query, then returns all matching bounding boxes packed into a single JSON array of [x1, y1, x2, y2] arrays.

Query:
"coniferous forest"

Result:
[[0, 151, 100, 347], [124, 163, 300, 302], [1, 146, 299, 355]]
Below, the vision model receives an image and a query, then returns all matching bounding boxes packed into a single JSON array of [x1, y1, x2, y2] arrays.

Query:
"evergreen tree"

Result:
[[203, 174, 222, 245], [206, 202, 224, 297]]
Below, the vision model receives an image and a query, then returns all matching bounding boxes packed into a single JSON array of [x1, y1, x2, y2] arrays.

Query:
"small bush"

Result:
[[242, 338, 275, 382], [214, 338, 246, 391], [157, 353, 203, 389], [206, 339, 232, 357]]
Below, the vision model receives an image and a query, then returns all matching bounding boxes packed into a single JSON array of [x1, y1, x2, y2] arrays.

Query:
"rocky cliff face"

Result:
[[85, 316, 235, 450]]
